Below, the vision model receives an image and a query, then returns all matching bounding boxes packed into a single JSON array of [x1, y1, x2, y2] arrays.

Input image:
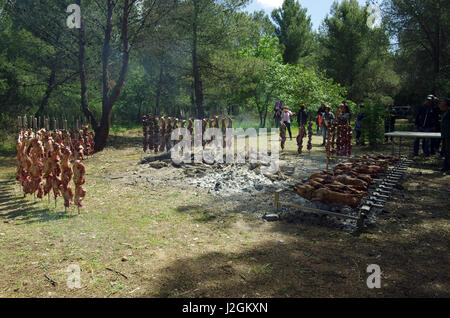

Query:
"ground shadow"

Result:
[[148, 230, 449, 298], [0, 180, 75, 224]]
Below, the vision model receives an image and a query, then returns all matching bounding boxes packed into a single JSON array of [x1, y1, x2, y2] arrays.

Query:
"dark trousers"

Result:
[[413, 127, 431, 156], [322, 125, 328, 145], [275, 116, 281, 129], [443, 138, 450, 171], [356, 129, 363, 144], [285, 122, 292, 140], [431, 137, 441, 155]]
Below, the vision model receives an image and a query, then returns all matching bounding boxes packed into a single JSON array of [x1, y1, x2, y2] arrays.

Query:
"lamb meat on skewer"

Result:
[[153, 117, 159, 153], [280, 123, 287, 150], [222, 117, 227, 148], [143, 115, 148, 152], [297, 126, 305, 154], [73, 159, 86, 212], [307, 122, 313, 151], [159, 117, 166, 152], [61, 146, 74, 209]]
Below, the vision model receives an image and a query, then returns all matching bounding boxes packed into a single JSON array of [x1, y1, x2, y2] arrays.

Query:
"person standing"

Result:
[[384, 105, 396, 143], [413, 95, 440, 158], [355, 105, 365, 145], [431, 96, 442, 156], [322, 107, 336, 146], [281, 106, 295, 140], [297, 104, 308, 129], [337, 102, 351, 125], [439, 98, 450, 174], [274, 101, 283, 129], [316, 104, 326, 135]]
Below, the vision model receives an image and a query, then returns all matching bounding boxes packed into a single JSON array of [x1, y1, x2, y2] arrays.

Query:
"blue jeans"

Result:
[[413, 128, 431, 156]]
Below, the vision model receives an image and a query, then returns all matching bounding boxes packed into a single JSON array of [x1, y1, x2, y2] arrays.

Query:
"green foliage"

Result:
[[319, 0, 400, 103], [271, 0, 314, 65], [362, 99, 387, 146]]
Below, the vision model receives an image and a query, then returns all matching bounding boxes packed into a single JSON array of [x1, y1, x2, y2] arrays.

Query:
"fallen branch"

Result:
[[106, 267, 128, 279], [44, 274, 57, 286]]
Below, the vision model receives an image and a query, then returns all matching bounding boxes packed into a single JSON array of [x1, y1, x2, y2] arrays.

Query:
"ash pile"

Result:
[[186, 163, 290, 197]]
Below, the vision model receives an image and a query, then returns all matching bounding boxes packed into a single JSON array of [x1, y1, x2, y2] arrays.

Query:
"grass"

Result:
[[0, 128, 449, 297]]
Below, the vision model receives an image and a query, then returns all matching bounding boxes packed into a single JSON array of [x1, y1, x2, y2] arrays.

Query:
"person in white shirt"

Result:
[[281, 106, 295, 140]]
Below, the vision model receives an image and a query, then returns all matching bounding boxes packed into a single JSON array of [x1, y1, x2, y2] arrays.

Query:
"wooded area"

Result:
[[1, 0, 449, 151]]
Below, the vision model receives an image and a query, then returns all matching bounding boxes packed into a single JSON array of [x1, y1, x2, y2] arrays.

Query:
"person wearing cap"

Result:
[[413, 95, 440, 158], [281, 106, 295, 140], [439, 98, 450, 174]]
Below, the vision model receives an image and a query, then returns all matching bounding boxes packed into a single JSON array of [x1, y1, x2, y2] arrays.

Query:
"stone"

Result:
[[263, 214, 279, 222]]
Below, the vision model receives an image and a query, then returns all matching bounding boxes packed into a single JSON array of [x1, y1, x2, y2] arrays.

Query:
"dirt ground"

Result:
[[0, 129, 449, 298]]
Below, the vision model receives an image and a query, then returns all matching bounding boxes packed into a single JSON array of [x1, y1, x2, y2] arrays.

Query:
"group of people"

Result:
[[273, 95, 450, 175], [274, 101, 351, 146], [413, 95, 450, 174]]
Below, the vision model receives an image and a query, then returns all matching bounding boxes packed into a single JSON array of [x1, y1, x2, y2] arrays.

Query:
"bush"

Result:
[[362, 99, 386, 147]]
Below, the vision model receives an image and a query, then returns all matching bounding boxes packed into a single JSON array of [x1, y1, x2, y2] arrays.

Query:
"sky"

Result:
[[244, 0, 369, 30]]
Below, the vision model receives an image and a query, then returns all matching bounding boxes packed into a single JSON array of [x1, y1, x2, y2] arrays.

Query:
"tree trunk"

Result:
[[155, 64, 163, 115], [94, 0, 131, 152], [77, 0, 98, 132], [36, 66, 56, 117], [192, 0, 204, 119]]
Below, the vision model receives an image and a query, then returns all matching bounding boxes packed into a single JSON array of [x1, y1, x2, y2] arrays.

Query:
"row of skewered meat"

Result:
[[326, 123, 352, 157], [16, 128, 89, 212], [295, 122, 314, 154], [294, 155, 398, 208], [142, 115, 233, 153]]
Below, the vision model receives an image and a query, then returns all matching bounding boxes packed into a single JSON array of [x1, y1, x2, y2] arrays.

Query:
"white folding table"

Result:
[[385, 131, 442, 156]]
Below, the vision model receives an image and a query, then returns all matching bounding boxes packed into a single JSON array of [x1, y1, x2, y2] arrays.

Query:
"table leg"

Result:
[[392, 138, 395, 156]]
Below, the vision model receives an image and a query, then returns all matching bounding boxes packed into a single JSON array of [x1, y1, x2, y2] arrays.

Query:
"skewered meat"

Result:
[[307, 122, 313, 151], [335, 175, 368, 189], [143, 115, 148, 152], [73, 160, 86, 186], [297, 126, 305, 154], [63, 184, 74, 208], [74, 184, 87, 208], [294, 185, 315, 201], [280, 123, 287, 150], [159, 117, 166, 152], [311, 188, 360, 208], [73, 160, 86, 211]]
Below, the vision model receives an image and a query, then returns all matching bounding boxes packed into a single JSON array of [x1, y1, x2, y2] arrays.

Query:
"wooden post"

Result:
[[23, 115, 27, 130], [274, 190, 282, 212], [53, 118, 57, 131], [18, 116, 22, 132], [34, 117, 37, 132]]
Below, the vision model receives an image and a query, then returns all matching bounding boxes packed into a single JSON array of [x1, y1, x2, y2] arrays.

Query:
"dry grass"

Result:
[[0, 129, 449, 298]]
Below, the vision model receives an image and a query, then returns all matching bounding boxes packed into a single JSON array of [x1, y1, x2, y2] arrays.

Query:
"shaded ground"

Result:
[[0, 129, 448, 297]]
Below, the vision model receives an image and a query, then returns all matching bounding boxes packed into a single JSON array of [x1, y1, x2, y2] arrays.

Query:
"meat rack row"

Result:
[[17, 114, 89, 132], [274, 157, 411, 233], [142, 115, 233, 153]]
